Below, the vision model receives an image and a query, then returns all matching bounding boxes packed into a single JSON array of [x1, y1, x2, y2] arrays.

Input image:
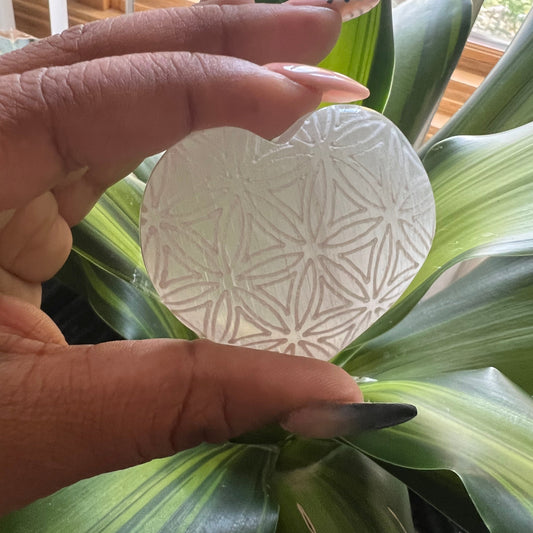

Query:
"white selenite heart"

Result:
[[140, 105, 435, 360]]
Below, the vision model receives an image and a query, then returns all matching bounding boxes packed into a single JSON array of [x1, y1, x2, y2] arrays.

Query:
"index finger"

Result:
[[0, 53, 325, 219], [0, 5, 340, 75]]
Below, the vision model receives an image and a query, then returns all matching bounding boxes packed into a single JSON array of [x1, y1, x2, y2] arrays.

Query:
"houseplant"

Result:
[[1, 0, 532, 531]]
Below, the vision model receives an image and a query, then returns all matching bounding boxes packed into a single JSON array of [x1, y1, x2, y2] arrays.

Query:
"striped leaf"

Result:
[[420, 9, 533, 157], [320, 0, 394, 112], [340, 256, 533, 394], [57, 172, 195, 340], [378, 467, 488, 533], [334, 120, 533, 361], [258, 0, 394, 112], [68, 174, 151, 292], [383, 0, 472, 146], [2, 7, 531, 533], [342, 369, 533, 533], [0, 444, 279, 532], [133, 153, 162, 184], [272, 439, 415, 533], [413, 121, 533, 293], [59, 255, 194, 340]]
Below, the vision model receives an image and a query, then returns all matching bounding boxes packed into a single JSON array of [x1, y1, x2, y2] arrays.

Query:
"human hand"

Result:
[[0, 2, 377, 515]]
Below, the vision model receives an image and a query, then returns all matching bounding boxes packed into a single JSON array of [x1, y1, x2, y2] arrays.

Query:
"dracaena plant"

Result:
[[1, 0, 532, 532]]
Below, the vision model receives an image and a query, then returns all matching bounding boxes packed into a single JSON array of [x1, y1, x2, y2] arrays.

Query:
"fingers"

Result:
[[0, 5, 340, 75], [0, 52, 325, 220], [0, 4, 342, 223], [0, 193, 72, 285], [0, 323, 361, 513], [0, 294, 66, 344]]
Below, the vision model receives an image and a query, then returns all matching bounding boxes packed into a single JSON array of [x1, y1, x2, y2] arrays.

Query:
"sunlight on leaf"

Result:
[[57, 172, 194, 340], [342, 369, 533, 533], [414, 122, 533, 291], [320, 0, 393, 112], [384, 0, 472, 146], [0, 444, 279, 533], [272, 439, 414, 533], [334, 122, 533, 361], [340, 256, 533, 394]]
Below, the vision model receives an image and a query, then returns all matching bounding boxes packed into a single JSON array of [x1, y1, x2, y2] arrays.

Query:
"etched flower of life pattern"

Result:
[[140, 105, 435, 360]]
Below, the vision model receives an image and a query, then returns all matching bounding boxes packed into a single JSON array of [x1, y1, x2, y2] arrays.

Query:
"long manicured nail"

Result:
[[281, 402, 417, 438], [286, 0, 380, 22], [264, 63, 369, 103]]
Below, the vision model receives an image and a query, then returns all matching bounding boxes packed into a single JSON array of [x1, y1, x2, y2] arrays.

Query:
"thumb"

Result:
[[1, 316, 361, 514]]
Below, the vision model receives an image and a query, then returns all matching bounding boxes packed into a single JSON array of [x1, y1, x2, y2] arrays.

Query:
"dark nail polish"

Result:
[[281, 402, 417, 439]]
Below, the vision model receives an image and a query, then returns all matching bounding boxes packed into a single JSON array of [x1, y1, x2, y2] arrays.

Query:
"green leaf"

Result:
[[58, 255, 195, 340], [379, 466, 489, 533], [420, 9, 533, 158], [340, 256, 533, 394], [272, 439, 415, 533], [69, 174, 148, 288], [383, 0, 472, 146], [470, 0, 484, 21], [334, 121, 533, 362], [364, 0, 394, 112], [134, 154, 162, 184], [320, 0, 394, 112], [58, 173, 195, 340], [342, 369, 533, 533], [416, 122, 533, 290], [0, 444, 279, 533]]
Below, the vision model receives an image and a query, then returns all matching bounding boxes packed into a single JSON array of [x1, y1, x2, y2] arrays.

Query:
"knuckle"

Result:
[[0, 71, 58, 180], [189, 5, 230, 54], [169, 340, 234, 451], [44, 25, 85, 62], [171, 51, 214, 132]]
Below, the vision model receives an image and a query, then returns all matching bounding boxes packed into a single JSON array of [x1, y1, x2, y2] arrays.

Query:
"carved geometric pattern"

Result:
[[140, 105, 435, 360]]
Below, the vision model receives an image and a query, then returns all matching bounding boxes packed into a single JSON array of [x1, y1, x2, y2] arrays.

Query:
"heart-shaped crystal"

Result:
[[140, 105, 435, 360]]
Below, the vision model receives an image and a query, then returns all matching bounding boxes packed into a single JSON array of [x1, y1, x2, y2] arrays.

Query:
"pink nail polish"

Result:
[[264, 63, 370, 103], [286, 0, 380, 22]]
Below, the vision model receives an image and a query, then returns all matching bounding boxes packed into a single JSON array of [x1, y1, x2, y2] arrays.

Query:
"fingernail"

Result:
[[264, 63, 370, 103], [285, 0, 380, 22], [281, 402, 417, 438]]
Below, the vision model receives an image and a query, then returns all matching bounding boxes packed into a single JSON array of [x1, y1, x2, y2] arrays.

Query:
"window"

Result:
[[394, 0, 530, 49], [471, 0, 530, 48]]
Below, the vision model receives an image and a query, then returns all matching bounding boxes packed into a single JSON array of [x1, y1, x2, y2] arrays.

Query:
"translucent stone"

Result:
[[140, 105, 435, 360]]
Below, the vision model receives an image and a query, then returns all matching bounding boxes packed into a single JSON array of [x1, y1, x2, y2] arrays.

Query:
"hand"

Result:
[[0, 3, 366, 515]]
